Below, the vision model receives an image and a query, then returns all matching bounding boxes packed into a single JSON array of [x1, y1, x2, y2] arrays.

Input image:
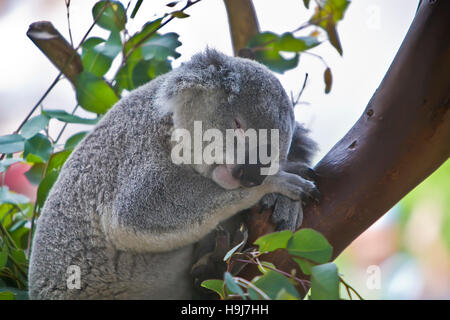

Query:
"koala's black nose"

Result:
[[232, 164, 266, 187]]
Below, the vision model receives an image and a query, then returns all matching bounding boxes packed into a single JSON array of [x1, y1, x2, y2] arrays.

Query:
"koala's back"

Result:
[[28, 76, 195, 299]]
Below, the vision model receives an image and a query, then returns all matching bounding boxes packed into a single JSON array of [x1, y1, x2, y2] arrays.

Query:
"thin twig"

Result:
[[292, 73, 309, 107], [339, 276, 364, 300], [65, 0, 74, 47]]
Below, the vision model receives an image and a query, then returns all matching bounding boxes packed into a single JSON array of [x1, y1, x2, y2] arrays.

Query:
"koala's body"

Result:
[[28, 49, 317, 299]]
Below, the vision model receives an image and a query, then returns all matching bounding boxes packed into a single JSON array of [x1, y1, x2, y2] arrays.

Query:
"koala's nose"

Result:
[[231, 163, 266, 187]]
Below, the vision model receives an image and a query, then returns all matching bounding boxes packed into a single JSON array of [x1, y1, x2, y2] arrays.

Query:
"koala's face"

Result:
[[165, 50, 295, 190]]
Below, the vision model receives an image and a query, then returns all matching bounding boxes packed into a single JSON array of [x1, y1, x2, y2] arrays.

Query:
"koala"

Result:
[[28, 49, 318, 299]]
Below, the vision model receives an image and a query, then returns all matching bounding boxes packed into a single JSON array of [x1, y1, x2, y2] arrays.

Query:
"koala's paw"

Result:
[[265, 171, 320, 203], [261, 194, 303, 230]]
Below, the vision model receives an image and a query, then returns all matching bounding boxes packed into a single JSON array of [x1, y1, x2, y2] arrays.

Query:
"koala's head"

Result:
[[157, 49, 295, 190]]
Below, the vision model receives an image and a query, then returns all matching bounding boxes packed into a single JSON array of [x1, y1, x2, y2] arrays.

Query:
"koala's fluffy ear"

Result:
[[158, 48, 241, 104], [288, 122, 318, 165]]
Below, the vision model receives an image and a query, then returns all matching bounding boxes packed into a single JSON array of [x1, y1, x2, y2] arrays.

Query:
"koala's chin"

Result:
[[211, 164, 241, 190]]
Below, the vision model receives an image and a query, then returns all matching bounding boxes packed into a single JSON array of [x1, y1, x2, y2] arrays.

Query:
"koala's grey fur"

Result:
[[28, 49, 317, 299]]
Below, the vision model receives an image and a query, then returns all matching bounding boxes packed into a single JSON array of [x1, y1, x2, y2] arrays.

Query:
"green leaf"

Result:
[[310, 263, 340, 300], [0, 158, 23, 173], [254, 230, 293, 253], [75, 71, 119, 114], [43, 109, 99, 125], [275, 288, 300, 300], [171, 10, 190, 18], [0, 187, 29, 205], [9, 247, 26, 265], [124, 18, 163, 54], [166, 1, 180, 7], [92, 0, 127, 31], [20, 115, 50, 139], [253, 270, 299, 300], [23, 133, 53, 163], [0, 287, 28, 300], [201, 279, 225, 299], [82, 37, 105, 52], [45, 150, 72, 176], [0, 134, 25, 154], [0, 243, 8, 269], [115, 49, 142, 92], [65, 131, 88, 150], [9, 221, 29, 250], [310, 0, 349, 55], [276, 33, 320, 52], [141, 33, 181, 61], [24, 163, 46, 186], [36, 170, 59, 209], [82, 31, 122, 77], [131, 59, 171, 88], [224, 272, 246, 300], [248, 32, 299, 73], [292, 257, 315, 275], [223, 239, 245, 262], [0, 291, 15, 300], [303, 0, 311, 9], [287, 228, 333, 264]]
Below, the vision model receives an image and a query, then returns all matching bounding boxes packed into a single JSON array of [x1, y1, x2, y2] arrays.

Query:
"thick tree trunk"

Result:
[[223, 0, 260, 56], [226, 0, 450, 289]]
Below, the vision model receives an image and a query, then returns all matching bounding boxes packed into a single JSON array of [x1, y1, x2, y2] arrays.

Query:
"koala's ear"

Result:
[[288, 122, 318, 164], [158, 49, 240, 103]]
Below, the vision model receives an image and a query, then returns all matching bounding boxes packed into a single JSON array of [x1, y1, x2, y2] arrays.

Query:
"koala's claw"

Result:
[[303, 167, 318, 181], [302, 184, 321, 205]]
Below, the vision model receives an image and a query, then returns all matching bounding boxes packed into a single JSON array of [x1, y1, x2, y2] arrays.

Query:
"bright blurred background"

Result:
[[0, 0, 448, 299]]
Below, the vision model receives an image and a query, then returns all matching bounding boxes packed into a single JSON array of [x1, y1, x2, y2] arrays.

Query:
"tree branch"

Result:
[[223, 0, 260, 57], [240, 0, 450, 293], [27, 21, 83, 85]]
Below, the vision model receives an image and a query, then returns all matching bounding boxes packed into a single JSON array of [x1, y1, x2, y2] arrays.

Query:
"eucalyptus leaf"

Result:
[[0, 187, 29, 205], [65, 131, 88, 150], [0, 158, 23, 173], [254, 230, 293, 253], [75, 71, 119, 114], [253, 270, 299, 300], [224, 272, 246, 300], [141, 33, 181, 61], [24, 163, 45, 186], [20, 115, 49, 139], [43, 109, 99, 125], [223, 239, 245, 261], [92, 0, 127, 31], [310, 262, 340, 300], [82, 31, 122, 77], [0, 243, 8, 269], [287, 228, 333, 264], [45, 150, 72, 176], [0, 134, 25, 154], [23, 133, 52, 163], [201, 279, 225, 299]]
